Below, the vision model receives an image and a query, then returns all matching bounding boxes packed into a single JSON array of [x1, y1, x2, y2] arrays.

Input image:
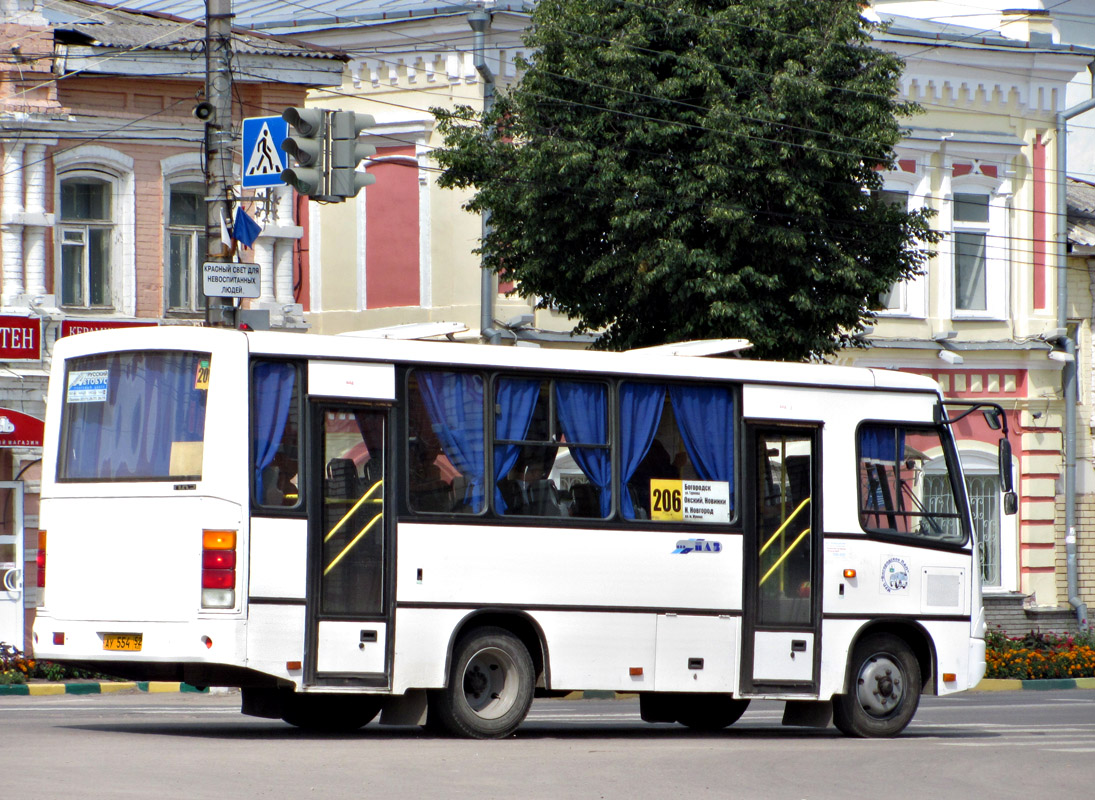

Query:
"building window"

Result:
[[59, 176, 113, 307], [876, 189, 910, 312], [952, 193, 990, 313], [166, 182, 207, 313]]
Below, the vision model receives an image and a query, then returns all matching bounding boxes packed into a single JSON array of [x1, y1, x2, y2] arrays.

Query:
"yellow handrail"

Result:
[[324, 512, 383, 575], [759, 496, 811, 556], [759, 527, 811, 587], [324, 479, 383, 543]]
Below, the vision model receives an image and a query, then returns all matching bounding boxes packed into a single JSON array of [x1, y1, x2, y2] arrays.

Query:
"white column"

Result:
[[1, 143, 26, 306], [22, 145, 48, 296], [254, 237, 275, 304], [274, 239, 294, 305]]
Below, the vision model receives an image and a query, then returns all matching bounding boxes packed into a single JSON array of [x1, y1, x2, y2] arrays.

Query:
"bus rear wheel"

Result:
[[429, 627, 535, 739], [281, 693, 382, 732], [832, 633, 921, 738]]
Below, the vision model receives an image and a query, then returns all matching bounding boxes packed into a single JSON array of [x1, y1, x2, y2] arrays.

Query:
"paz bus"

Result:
[[31, 326, 1016, 738]]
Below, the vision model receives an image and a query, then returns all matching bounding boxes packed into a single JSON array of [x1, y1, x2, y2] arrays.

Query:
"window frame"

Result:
[[401, 366, 742, 528], [873, 166, 929, 318], [855, 420, 971, 550], [944, 173, 1008, 320], [165, 179, 207, 316], [57, 172, 115, 309], [249, 359, 305, 515]]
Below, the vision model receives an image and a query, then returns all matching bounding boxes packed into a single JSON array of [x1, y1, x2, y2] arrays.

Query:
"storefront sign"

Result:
[[60, 319, 159, 338], [0, 316, 41, 361], [0, 408, 44, 448]]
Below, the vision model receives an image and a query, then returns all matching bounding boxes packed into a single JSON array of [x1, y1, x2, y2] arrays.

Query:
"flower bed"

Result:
[[0, 641, 115, 684], [985, 629, 1095, 680]]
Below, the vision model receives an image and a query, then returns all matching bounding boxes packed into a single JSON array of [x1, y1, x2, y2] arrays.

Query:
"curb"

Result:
[[971, 677, 1095, 692], [0, 681, 208, 697]]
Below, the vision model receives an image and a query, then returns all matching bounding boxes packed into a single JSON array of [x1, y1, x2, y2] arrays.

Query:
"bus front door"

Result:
[[306, 404, 391, 687], [741, 426, 821, 694]]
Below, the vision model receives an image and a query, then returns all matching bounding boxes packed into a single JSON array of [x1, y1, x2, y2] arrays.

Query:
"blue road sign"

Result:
[[242, 116, 290, 188]]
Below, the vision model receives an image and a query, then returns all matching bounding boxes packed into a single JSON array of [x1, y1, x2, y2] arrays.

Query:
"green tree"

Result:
[[433, 0, 937, 359]]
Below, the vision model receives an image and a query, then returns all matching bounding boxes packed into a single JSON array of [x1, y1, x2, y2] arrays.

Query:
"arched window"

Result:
[[54, 145, 134, 313], [58, 173, 114, 307]]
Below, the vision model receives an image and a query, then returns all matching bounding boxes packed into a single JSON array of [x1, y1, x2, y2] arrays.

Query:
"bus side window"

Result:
[[407, 370, 486, 515], [253, 362, 301, 510]]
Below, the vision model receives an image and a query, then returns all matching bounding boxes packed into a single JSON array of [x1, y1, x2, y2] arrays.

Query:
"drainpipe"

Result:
[[469, 5, 502, 345], [1056, 91, 1095, 632]]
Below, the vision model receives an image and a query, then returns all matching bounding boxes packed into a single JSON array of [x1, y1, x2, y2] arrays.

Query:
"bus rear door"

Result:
[[304, 363, 394, 689]]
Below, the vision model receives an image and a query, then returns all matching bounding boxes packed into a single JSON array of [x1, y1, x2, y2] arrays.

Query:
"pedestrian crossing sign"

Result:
[[242, 116, 289, 188]]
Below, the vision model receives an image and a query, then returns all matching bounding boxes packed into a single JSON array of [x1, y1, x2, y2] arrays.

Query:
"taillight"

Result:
[[202, 529, 236, 609], [36, 531, 46, 602]]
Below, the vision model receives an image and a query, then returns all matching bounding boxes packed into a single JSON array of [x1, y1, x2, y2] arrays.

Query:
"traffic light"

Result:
[[328, 111, 377, 199], [281, 107, 326, 197]]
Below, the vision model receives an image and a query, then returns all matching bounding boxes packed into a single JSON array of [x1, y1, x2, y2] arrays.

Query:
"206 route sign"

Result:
[[203, 261, 260, 299]]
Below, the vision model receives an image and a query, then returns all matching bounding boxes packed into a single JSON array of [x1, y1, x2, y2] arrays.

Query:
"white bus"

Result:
[[32, 326, 1015, 738]]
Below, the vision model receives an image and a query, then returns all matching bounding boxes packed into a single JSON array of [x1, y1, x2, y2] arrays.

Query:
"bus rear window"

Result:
[[58, 351, 211, 481]]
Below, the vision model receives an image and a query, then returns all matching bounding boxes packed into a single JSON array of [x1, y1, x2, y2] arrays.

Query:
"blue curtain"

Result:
[[252, 362, 296, 503], [493, 378, 541, 512], [62, 352, 209, 480], [418, 371, 486, 511], [619, 383, 666, 519], [861, 424, 904, 462], [555, 381, 611, 517], [670, 385, 735, 508]]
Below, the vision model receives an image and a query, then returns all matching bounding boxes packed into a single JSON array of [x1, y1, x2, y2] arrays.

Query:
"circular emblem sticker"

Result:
[[881, 557, 910, 593]]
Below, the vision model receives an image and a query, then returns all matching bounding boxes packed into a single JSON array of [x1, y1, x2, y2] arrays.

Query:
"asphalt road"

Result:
[[2, 689, 1092, 799]]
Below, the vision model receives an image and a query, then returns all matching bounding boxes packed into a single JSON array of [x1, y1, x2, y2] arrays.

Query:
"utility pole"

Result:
[[204, 0, 236, 327]]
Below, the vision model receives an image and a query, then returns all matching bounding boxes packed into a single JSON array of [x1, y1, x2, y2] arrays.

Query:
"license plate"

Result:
[[102, 633, 142, 652]]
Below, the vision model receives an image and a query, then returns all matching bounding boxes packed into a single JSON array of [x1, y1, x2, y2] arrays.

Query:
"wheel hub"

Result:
[[856, 654, 904, 717]]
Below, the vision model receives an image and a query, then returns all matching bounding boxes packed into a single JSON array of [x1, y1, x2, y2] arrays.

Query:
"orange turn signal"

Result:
[[629, 667, 644, 677], [843, 569, 857, 579], [942, 672, 957, 683], [203, 529, 236, 550]]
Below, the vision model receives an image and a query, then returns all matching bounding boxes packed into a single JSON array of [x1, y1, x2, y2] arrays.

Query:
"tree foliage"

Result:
[[433, 0, 938, 359]]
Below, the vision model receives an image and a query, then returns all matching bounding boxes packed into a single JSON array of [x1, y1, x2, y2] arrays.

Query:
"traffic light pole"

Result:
[[204, 0, 237, 328]]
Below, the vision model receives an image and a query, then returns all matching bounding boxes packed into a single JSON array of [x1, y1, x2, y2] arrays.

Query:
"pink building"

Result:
[[0, 0, 343, 649]]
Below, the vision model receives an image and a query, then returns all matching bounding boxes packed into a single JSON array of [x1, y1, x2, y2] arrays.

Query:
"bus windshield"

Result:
[[58, 350, 211, 482]]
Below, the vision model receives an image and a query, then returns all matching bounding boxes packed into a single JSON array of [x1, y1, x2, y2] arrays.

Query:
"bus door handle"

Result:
[[359, 630, 378, 649], [790, 640, 807, 659]]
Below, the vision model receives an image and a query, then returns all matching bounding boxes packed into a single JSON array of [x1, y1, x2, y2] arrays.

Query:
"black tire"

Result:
[[282, 693, 382, 732], [676, 694, 751, 731], [429, 626, 535, 739], [832, 633, 921, 738]]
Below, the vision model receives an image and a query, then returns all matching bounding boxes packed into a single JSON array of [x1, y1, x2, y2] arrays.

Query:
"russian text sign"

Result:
[[0, 315, 41, 360], [203, 262, 260, 298]]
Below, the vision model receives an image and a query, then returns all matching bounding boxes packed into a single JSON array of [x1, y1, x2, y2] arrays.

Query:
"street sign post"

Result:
[[202, 261, 260, 299], [242, 116, 289, 189]]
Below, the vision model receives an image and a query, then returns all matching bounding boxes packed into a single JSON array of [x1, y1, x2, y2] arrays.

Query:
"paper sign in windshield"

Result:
[[650, 480, 731, 523], [67, 370, 109, 403]]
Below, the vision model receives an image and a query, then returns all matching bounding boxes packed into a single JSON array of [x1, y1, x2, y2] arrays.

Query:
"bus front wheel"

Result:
[[429, 627, 535, 739], [833, 633, 921, 738]]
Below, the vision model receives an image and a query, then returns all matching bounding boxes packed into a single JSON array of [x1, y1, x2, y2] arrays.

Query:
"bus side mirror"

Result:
[[983, 408, 1002, 431], [999, 436, 1018, 515]]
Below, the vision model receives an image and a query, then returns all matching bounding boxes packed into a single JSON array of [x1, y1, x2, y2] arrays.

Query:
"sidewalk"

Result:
[[972, 677, 1095, 692], [0, 681, 208, 696]]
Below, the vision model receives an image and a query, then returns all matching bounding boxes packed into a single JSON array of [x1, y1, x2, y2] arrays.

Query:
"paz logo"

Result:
[[0, 416, 14, 434], [882, 557, 910, 593], [673, 538, 722, 554]]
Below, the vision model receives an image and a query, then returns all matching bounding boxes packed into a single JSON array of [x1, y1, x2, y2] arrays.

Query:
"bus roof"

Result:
[[54, 326, 941, 395]]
